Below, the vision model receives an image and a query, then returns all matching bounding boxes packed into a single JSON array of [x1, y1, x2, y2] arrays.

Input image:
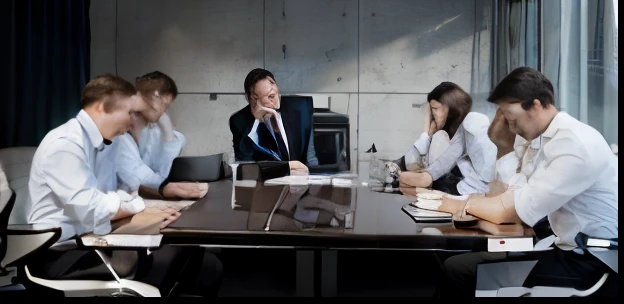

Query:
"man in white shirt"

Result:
[[441, 67, 618, 297], [27, 74, 222, 297], [28, 75, 150, 241], [116, 71, 208, 199]]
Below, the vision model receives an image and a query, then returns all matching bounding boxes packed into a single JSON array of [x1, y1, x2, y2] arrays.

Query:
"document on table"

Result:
[[264, 174, 357, 187], [80, 234, 163, 248]]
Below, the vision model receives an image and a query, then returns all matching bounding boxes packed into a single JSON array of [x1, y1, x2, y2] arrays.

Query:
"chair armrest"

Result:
[[3, 225, 61, 268]]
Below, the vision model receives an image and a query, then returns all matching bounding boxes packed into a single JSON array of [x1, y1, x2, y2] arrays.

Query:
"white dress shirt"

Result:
[[495, 136, 541, 186], [405, 112, 498, 195], [28, 110, 122, 242], [116, 123, 185, 192], [497, 113, 618, 249]]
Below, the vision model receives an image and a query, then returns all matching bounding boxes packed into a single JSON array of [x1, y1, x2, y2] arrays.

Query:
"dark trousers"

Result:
[[430, 166, 463, 196], [440, 248, 616, 297], [27, 245, 222, 297]]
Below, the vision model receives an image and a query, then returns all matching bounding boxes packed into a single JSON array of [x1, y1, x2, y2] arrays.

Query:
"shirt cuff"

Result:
[[513, 185, 541, 227], [142, 174, 166, 189], [425, 166, 445, 181], [413, 132, 431, 155], [93, 192, 121, 235]]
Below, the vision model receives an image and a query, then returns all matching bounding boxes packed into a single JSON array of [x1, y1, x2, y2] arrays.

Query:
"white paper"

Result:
[[81, 234, 163, 248], [144, 199, 195, 211], [487, 237, 534, 252]]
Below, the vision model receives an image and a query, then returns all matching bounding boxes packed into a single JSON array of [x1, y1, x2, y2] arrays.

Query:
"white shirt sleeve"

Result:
[[116, 134, 160, 191], [462, 113, 497, 183], [157, 130, 186, 176], [513, 130, 599, 226], [425, 131, 464, 180], [116, 129, 185, 191], [41, 139, 120, 235], [405, 132, 431, 167]]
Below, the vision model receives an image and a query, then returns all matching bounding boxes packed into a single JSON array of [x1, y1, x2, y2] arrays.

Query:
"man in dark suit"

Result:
[[229, 68, 319, 172]]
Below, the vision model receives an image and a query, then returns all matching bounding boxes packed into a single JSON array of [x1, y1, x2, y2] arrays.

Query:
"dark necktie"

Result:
[[269, 116, 290, 161]]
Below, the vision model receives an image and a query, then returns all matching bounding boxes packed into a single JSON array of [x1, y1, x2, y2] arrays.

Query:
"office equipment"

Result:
[[311, 108, 350, 173], [167, 153, 224, 183]]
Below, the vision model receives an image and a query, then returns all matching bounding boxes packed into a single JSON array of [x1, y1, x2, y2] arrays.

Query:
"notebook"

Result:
[[401, 204, 452, 223]]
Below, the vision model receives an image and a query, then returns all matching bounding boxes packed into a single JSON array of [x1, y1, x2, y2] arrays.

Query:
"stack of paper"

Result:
[[264, 174, 358, 187], [144, 199, 195, 211], [331, 178, 354, 187]]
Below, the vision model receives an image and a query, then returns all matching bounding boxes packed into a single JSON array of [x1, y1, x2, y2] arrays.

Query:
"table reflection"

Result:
[[233, 182, 355, 232]]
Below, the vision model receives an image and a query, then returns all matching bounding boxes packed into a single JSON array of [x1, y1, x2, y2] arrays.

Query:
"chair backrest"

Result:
[[0, 147, 37, 225]]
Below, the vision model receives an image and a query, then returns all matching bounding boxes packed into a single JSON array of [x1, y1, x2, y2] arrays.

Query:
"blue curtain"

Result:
[[1, 0, 91, 148], [491, 0, 540, 86]]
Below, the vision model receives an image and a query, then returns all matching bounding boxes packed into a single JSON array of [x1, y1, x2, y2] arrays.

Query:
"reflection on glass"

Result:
[[231, 167, 356, 233]]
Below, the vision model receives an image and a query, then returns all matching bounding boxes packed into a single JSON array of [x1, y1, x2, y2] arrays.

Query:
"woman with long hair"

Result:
[[392, 82, 497, 196]]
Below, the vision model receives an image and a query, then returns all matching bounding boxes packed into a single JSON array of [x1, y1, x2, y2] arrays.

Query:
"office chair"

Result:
[[1, 147, 160, 297], [476, 234, 618, 297], [1, 168, 61, 295]]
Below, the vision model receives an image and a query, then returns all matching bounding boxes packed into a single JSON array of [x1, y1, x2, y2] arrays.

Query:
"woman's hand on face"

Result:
[[423, 102, 432, 134]]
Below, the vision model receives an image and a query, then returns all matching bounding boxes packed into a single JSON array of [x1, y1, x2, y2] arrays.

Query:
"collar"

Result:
[[542, 112, 569, 139], [76, 110, 106, 150], [514, 134, 542, 150], [529, 137, 542, 150]]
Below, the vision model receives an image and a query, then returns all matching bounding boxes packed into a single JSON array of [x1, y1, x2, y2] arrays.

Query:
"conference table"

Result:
[[161, 167, 534, 297]]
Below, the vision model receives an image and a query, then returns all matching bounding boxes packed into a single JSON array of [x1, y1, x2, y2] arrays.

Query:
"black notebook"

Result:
[[401, 204, 452, 223]]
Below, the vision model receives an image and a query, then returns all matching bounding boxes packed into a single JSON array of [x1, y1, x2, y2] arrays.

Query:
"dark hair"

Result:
[[487, 66, 555, 109], [427, 82, 472, 137], [135, 71, 178, 101], [81, 74, 136, 112], [244, 68, 276, 102]]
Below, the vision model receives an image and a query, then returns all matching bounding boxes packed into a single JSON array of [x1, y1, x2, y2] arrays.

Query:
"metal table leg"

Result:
[[321, 250, 338, 297], [296, 250, 315, 297]]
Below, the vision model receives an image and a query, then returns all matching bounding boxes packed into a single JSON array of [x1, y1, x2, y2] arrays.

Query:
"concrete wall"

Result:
[[90, 0, 491, 178]]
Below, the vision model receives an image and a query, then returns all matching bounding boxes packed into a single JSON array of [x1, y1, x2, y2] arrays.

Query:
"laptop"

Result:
[[167, 153, 225, 183]]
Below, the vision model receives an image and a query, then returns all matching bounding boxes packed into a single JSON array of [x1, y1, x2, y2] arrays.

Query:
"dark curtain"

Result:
[[1, 0, 91, 148]]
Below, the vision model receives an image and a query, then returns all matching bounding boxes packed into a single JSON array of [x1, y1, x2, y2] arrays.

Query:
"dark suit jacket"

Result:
[[229, 95, 314, 165]]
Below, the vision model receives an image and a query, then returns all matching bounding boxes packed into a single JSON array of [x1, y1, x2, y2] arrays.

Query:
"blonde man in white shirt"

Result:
[[440, 67, 618, 297], [116, 71, 209, 200], [27, 74, 222, 297]]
